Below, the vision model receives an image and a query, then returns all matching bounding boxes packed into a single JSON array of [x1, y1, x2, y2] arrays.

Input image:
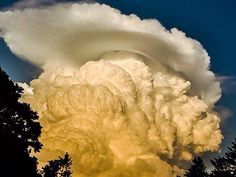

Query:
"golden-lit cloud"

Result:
[[0, 3, 222, 177]]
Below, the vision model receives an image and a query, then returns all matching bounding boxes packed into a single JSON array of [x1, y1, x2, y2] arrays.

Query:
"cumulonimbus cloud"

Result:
[[0, 3, 222, 177]]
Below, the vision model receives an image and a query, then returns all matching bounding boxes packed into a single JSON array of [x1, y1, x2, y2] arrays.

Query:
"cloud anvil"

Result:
[[0, 3, 222, 177]]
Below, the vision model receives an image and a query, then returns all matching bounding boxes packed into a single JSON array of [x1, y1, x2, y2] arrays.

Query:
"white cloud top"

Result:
[[0, 3, 222, 177]]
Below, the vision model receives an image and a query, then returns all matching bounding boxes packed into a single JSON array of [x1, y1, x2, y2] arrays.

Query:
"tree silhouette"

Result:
[[210, 138, 236, 177], [183, 157, 209, 177], [40, 153, 72, 177], [0, 67, 42, 177]]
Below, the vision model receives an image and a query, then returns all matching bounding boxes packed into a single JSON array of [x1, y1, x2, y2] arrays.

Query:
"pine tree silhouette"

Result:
[[0, 67, 42, 177], [210, 138, 236, 177], [41, 153, 72, 177], [184, 157, 209, 177]]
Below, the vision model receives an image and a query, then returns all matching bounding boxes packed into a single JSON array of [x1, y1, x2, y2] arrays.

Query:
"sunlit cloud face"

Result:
[[0, 3, 222, 177]]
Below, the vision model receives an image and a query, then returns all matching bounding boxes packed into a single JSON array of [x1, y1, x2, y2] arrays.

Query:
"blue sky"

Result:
[[0, 0, 236, 154]]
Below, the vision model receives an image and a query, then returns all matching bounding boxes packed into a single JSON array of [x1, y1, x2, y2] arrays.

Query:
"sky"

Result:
[[0, 0, 236, 156]]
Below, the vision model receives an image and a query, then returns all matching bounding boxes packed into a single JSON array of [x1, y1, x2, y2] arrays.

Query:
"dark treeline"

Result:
[[180, 138, 236, 177], [0, 67, 72, 177]]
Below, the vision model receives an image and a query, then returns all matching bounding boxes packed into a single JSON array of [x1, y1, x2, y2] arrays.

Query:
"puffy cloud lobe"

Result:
[[21, 58, 222, 177], [0, 3, 223, 177]]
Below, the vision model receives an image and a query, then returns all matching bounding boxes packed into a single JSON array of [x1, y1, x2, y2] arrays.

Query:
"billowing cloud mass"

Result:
[[0, 3, 222, 177]]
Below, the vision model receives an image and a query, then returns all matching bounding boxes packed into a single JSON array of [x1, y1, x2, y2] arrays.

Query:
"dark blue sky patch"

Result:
[[0, 39, 41, 83]]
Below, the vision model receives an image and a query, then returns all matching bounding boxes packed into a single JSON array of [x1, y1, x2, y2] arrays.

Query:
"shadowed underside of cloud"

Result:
[[0, 3, 223, 177]]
